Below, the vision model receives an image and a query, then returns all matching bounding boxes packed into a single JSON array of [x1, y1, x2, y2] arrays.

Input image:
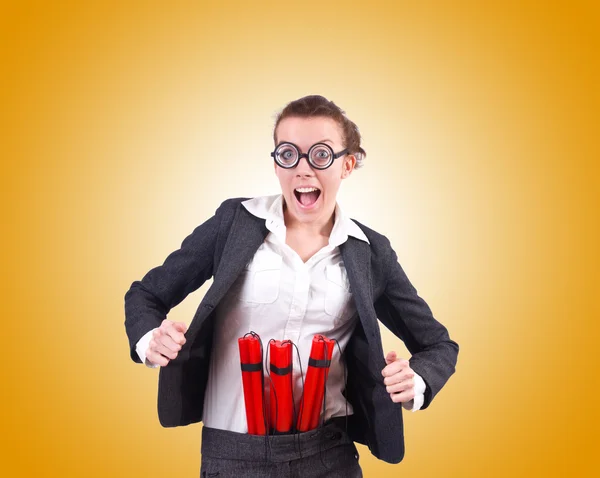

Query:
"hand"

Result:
[[146, 320, 188, 367], [381, 351, 416, 404]]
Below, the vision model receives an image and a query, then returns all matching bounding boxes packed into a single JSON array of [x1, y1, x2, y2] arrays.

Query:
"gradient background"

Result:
[[1, 1, 598, 476]]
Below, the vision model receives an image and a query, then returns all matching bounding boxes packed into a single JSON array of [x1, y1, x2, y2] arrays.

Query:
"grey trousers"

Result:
[[200, 420, 363, 477]]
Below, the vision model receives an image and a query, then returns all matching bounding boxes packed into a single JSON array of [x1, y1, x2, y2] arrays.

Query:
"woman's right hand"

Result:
[[146, 319, 188, 367]]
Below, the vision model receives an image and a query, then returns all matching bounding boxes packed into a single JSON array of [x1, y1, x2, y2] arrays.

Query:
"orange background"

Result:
[[1, 1, 598, 476]]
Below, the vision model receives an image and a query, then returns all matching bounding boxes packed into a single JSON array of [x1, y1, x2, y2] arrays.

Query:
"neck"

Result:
[[283, 202, 336, 238]]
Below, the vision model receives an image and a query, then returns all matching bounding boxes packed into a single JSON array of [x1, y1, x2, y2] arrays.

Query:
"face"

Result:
[[274, 116, 356, 227]]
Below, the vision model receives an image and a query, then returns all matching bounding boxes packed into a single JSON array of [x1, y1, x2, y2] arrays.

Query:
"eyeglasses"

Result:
[[271, 142, 349, 170]]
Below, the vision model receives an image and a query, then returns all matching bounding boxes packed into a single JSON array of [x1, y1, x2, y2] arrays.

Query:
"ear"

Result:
[[341, 155, 356, 179]]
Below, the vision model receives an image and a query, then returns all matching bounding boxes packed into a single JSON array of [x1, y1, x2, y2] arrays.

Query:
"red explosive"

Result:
[[238, 334, 266, 435], [269, 340, 294, 434], [238, 333, 334, 435], [296, 335, 335, 432]]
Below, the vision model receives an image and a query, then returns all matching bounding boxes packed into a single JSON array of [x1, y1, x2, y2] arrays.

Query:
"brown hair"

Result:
[[273, 95, 366, 168]]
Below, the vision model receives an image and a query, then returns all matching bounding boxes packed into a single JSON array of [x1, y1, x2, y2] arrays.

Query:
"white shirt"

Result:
[[136, 195, 426, 432]]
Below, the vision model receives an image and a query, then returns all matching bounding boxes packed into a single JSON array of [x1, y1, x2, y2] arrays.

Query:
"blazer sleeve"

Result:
[[123, 202, 225, 363], [375, 239, 459, 410]]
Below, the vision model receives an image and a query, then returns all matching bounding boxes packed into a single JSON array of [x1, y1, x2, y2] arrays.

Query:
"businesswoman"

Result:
[[124, 95, 459, 477]]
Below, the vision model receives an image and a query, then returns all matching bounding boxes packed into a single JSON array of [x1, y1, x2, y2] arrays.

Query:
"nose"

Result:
[[295, 156, 314, 177]]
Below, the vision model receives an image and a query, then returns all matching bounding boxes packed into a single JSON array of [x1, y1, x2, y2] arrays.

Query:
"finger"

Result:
[[156, 334, 182, 354], [382, 358, 410, 377], [390, 389, 416, 404], [381, 361, 401, 377], [172, 321, 188, 334], [164, 322, 187, 345], [146, 348, 169, 367], [386, 378, 414, 394], [383, 369, 415, 386], [385, 351, 397, 365], [157, 321, 184, 346], [159, 319, 187, 333], [149, 339, 179, 360]]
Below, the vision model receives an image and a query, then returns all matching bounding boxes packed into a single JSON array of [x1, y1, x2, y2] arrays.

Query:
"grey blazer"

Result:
[[124, 197, 459, 464]]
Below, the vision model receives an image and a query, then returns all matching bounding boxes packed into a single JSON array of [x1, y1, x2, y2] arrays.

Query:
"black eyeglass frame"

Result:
[[270, 142, 349, 170]]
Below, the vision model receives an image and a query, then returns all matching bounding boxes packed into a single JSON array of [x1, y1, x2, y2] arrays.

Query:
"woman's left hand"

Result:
[[381, 351, 416, 404]]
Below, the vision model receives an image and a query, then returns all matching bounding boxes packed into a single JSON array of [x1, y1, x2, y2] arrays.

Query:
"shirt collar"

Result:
[[241, 194, 370, 246]]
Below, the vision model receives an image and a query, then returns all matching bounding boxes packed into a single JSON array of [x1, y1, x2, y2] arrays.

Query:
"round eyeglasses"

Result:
[[271, 142, 349, 170]]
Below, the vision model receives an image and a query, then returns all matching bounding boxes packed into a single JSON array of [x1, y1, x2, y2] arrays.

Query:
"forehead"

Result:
[[276, 116, 343, 147]]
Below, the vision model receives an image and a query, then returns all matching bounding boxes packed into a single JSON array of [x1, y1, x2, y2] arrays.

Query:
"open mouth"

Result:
[[293, 187, 321, 208]]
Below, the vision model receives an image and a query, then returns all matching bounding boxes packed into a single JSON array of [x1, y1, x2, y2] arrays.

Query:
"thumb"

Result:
[[385, 350, 398, 365], [173, 321, 188, 334]]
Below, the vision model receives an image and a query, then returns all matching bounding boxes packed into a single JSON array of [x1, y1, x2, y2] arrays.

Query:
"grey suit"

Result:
[[124, 197, 459, 464]]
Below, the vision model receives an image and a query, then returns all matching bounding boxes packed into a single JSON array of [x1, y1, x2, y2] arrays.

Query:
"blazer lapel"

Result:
[[205, 204, 269, 306], [340, 237, 382, 350]]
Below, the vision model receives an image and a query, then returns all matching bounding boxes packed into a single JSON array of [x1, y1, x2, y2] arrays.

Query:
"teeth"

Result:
[[295, 187, 319, 193]]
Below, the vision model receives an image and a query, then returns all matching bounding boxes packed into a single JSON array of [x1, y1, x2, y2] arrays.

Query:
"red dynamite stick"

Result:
[[238, 338, 256, 434], [238, 335, 266, 435], [297, 335, 335, 432], [269, 340, 293, 433], [310, 336, 334, 430]]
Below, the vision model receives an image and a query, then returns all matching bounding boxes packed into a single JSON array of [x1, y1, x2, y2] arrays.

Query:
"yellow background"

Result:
[[1, 1, 598, 476]]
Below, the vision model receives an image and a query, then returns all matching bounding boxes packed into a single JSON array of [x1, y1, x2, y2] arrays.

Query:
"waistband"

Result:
[[201, 419, 353, 463]]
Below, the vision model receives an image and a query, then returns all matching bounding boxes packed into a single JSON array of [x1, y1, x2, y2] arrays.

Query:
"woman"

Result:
[[124, 95, 459, 477]]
